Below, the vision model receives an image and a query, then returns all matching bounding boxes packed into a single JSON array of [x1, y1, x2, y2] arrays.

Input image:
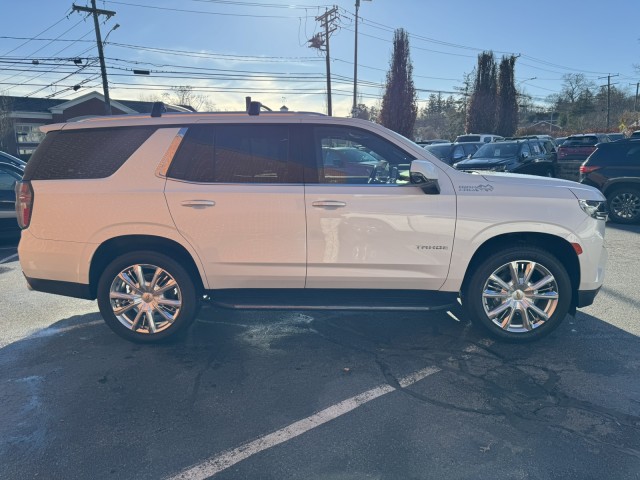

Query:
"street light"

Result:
[[352, 0, 372, 116]]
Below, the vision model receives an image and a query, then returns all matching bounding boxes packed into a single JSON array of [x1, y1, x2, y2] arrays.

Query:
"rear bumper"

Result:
[[23, 274, 94, 300]]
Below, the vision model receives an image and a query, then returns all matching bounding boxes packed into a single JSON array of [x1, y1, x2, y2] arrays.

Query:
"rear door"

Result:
[[164, 123, 307, 289], [303, 124, 456, 290]]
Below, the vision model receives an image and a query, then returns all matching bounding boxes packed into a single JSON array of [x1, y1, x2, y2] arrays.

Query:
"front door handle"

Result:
[[181, 200, 215, 208], [312, 201, 347, 208]]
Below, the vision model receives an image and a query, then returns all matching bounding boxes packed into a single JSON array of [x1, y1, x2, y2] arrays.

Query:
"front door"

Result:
[[303, 124, 457, 290]]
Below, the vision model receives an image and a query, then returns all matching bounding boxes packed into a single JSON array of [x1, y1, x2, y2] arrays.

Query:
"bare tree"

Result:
[[162, 86, 215, 112], [379, 29, 418, 139]]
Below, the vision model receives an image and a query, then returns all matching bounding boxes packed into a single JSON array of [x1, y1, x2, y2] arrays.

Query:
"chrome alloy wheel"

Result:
[[610, 191, 640, 220], [481, 261, 559, 333], [108, 264, 182, 334]]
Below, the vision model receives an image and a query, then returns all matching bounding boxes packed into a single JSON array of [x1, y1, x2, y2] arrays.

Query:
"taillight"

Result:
[[579, 165, 600, 174], [15, 181, 34, 229]]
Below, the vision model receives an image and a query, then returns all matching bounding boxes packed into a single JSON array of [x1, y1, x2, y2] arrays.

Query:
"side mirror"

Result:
[[410, 160, 440, 194]]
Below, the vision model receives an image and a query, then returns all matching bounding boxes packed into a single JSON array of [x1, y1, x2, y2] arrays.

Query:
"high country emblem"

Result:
[[458, 184, 494, 192]]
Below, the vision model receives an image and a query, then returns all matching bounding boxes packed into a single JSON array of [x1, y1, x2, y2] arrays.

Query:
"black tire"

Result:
[[97, 251, 201, 343], [462, 246, 572, 343], [606, 186, 640, 224]]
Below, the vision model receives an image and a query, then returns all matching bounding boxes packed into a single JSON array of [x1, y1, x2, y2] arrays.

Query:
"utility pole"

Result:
[[352, 0, 371, 116], [598, 73, 619, 130], [309, 7, 338, 116], [631, 82, 640, 115], [72, 1, 116, 115]]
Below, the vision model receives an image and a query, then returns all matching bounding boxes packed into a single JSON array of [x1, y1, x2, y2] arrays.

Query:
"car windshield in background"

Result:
[[425, 144, 452, 159], [473, 142, 519, 158], [564, 136, 599, 146], [456, 135, 481, 142]]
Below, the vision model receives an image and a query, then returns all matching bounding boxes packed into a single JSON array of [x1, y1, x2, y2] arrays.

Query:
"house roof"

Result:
[[1, 96, 66, 113], [2, 91, 191, 114]]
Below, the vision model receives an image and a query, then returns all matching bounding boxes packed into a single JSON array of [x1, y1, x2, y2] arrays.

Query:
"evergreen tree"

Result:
[[379, 29, 418, 139], [466, 51, 497, 133], [496, 55, 518, 137]]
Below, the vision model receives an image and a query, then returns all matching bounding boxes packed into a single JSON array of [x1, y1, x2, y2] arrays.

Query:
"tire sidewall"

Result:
[[97, 251, 199, 343], [463, 247, 572, 342]]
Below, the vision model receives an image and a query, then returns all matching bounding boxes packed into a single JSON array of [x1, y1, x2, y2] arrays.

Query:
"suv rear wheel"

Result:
[[607, 186, 640, 224], [463, 247, 571, 342], [97, 251, 200, 343]]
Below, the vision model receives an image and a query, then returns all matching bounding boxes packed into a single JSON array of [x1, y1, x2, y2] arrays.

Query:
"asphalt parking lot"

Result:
[[1, 225, 639, 480]]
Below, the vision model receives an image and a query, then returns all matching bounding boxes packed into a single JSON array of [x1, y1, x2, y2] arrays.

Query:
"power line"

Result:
[[0, 12, 72, 56], [105, 1, 303, 18]]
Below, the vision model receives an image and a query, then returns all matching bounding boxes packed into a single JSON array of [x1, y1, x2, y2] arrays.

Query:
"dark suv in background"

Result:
[[453, 138, 556, 177], [580, 138, 640, 223]]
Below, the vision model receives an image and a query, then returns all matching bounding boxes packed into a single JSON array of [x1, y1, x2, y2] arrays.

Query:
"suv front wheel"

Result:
[[463, 247, 571, 342], [97, 251, 200, 343]]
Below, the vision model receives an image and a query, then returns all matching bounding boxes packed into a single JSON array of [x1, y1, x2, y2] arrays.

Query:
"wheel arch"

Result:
[[602, 178, 640, 197], [460, 232, 581, 312], [89, 235, 205, 298]]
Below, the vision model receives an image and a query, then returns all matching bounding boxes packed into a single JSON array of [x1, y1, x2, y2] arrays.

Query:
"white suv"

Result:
[[16, 105, 608, 343]]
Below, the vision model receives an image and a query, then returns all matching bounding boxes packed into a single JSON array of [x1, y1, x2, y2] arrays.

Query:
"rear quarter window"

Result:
[[24, 127, 157, 181]]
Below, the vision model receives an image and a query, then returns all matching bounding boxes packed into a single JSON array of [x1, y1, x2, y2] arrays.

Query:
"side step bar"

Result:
[[204, 289, 458, 312]]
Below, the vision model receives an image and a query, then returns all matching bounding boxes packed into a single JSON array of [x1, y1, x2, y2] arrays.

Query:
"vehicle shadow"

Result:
[[0, 307, 639, 480]]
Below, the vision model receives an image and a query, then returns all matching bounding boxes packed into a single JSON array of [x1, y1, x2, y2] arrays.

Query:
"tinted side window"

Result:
[[168, 125, 299, 184], [313, 126, 415, 185], [626, 145, 640, 163], [591, 144, 627, 164], [24, 127, 157, 181]]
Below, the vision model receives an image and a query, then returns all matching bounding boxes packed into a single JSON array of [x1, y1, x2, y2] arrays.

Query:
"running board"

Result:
[[204, 289, 458, 312]]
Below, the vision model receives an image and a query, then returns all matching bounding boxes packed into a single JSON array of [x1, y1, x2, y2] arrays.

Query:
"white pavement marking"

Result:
[[0, 253, 18, 264], [168, 366, 441, 480]]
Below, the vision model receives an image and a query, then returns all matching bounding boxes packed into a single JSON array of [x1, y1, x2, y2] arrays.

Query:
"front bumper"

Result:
[[576, 287, 601, 308]]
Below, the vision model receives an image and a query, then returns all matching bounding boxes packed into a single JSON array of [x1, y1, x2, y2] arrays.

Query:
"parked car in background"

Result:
[[580, 138, 640, 223], [556, 134, 610, 181], [631, 130, 640, 139], [0, 151, 27, 169], [0, 160, 25, 236], [607, 133, 625, 142], [454, 138, 556, 177], [424, 142, 483, 165], [455, 133, 504, 143], [558, 134, 610, 162], [555, 137, 568, 146]]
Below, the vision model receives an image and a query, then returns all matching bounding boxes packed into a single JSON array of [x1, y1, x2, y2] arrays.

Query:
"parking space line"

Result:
[[0, 253, 18, 264], [168, 366, 441, 480]]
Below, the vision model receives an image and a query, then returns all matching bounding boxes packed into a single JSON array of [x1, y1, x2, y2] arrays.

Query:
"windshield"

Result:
[[473, 142, 519, 158]]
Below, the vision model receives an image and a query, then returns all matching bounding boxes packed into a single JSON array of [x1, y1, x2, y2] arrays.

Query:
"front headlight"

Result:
[[579, 199, 608, 220]]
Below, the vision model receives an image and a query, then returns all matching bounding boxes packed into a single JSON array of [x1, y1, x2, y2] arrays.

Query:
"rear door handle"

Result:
[[181, 200, 215, 208], [312, 201, 347, 208]]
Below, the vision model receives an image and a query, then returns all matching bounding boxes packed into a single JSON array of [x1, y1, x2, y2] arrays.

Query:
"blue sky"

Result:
[[1, 0, 638, 116]]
